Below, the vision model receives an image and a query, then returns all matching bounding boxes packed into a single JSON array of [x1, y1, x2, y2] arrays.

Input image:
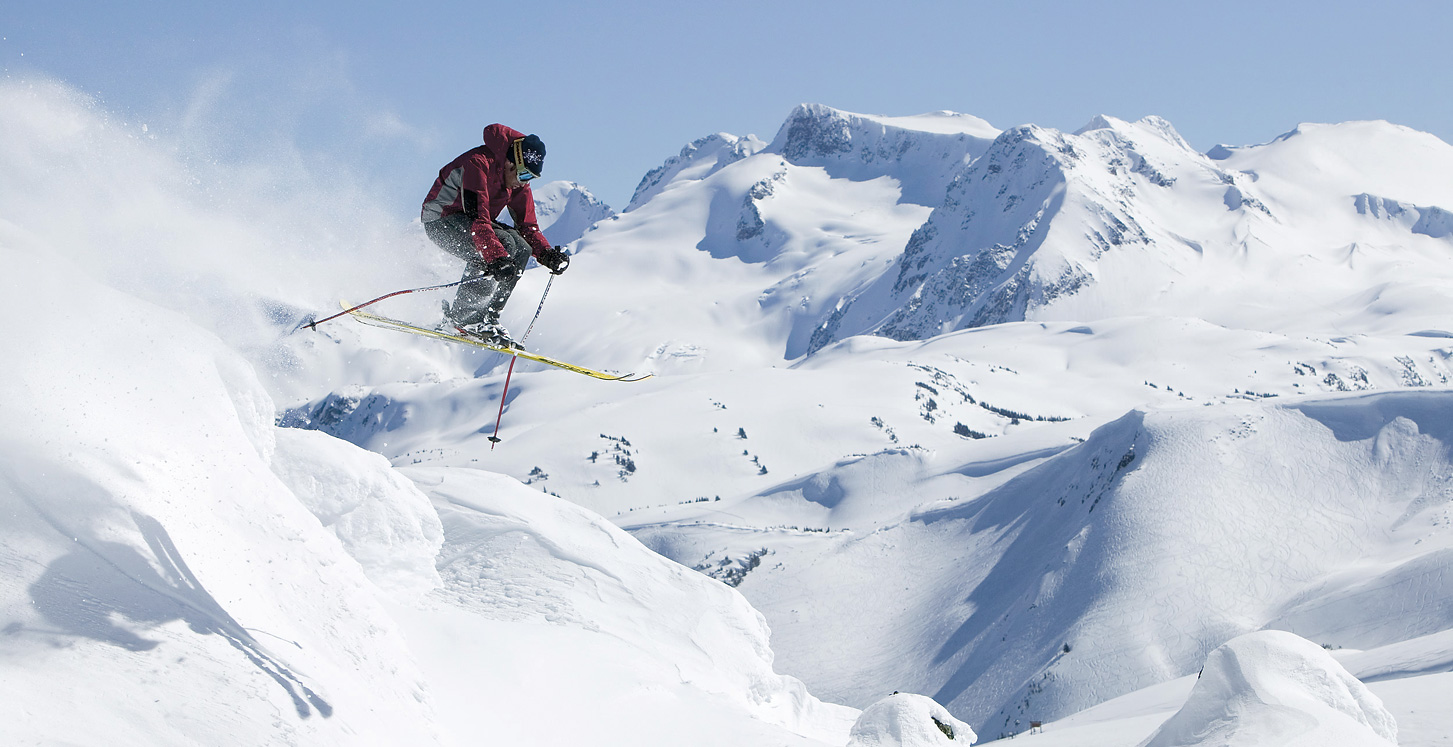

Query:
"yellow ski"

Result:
[[340, 301, 652, 382]]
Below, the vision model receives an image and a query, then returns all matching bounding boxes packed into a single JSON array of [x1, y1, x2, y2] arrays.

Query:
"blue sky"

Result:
[[5, 0, 1450, 217]]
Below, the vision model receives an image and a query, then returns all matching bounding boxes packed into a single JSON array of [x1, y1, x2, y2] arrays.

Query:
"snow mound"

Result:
[[848, 692, 977, 746], [397, 466, 859, 745], [270, 428, 443, 600], [1140, 630, 1397, 747]]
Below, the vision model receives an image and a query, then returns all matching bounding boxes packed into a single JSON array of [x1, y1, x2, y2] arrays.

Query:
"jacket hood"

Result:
[[482, 123, 527, 162]]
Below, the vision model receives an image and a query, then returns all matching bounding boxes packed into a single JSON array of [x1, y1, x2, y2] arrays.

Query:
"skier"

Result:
[[421, 124, 569, 349]]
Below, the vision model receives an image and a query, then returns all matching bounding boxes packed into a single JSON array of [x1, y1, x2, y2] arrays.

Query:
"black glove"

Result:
[[538, 246, 570, 275], [481, 256, 519, 279]]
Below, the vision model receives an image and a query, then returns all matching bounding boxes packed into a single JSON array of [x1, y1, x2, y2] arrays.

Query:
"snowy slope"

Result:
[[631, 389, 1453, 732], [0, 79, 860, 746], [0, 249, 444, 745], [0, 246, 850, 745]]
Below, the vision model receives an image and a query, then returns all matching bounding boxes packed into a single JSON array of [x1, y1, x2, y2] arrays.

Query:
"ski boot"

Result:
[[456, 321, 522, 350]]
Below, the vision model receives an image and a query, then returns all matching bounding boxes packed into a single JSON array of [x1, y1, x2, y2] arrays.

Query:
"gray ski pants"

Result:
[[424, 213, 533, 327]]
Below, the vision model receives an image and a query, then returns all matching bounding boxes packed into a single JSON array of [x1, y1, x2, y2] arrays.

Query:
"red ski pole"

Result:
[[304, 277, 485, 331], [484, 274, 555, 448], [488, 357, 517, 448]]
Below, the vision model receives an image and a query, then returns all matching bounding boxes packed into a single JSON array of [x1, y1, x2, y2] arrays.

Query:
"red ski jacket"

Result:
[[421, 124, 551, 262]]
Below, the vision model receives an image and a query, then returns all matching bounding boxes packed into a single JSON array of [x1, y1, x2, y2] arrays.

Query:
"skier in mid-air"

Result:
[[421, 124, 569, 349]]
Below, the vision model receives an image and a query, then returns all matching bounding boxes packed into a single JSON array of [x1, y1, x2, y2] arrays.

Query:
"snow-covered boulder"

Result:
[[847, 693, 976, 746], [1140, 630, 1397, 747]]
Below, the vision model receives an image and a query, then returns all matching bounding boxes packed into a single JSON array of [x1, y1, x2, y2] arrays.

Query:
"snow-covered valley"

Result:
[[4, 77, 1453, 745]]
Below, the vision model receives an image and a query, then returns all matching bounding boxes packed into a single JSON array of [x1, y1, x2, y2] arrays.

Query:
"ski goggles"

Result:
[[511, 139, 540, 182]]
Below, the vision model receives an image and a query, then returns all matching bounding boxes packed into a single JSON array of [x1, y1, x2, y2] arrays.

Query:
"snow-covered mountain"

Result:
[[811, 115, 1453, 351], [6, 75, 1453, 746], [530, 179, 616, 246]]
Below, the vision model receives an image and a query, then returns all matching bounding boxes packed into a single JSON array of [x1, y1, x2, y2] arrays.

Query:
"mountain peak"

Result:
[[627, 132, 767, 211], [765, 103, 1000, 206], [1074, 114, 1193, 151], [1074, 114, 1123, 134], [770, 103, 998, 161], [531, 180, 617, 246]]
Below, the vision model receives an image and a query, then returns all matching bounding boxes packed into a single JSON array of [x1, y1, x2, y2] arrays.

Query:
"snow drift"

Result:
[[270, 428, 444, 600], [0, 248, 444, 745], [1140, 630, 1397, 747]]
